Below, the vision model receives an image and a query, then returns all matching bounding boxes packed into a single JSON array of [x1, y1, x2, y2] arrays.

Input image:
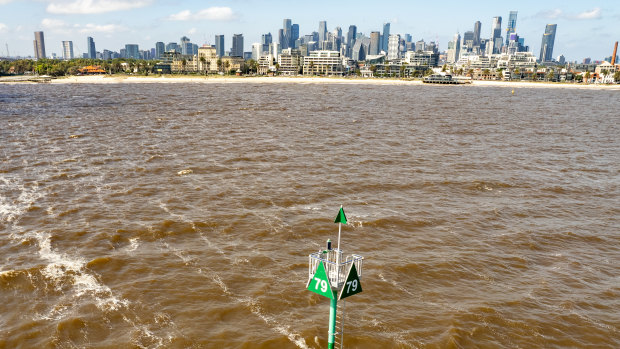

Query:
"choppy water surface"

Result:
[[1, 82, 619, 348]]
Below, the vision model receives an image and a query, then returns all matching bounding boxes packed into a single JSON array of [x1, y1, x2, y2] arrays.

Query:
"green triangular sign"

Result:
[[307, 261, 334, 299], [334, 207, 347, 224], [338, 263, 362, 300]]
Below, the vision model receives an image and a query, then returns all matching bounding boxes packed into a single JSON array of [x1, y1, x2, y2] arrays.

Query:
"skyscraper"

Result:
[[539, 24, 557, 62], [492, 16, 503, 54], [505, 11, 518, 46], [291, 24, 299, 48], [346, 25, 357, 58], [180, 36, 191, 55], [87, 37, 96, 59], [125, 44, 139, 59], [155, 42, 165, 59], [318, 21, 327, 43], [261, 33, 272, 53], [382, 23, 390, 53], [62, 41, 74, 60], [473, 21, 482, 47], [447, 32, 461, 63], [387, 34, 401, 60], [33, 31, 46, 60], [369, 31, 380, 55], [215, 35, 225, 57], [282, 19, 292, 50], [231, 34, 244, 57]]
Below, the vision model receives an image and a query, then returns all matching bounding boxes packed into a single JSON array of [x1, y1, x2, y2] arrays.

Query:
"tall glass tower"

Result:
[[539, 24, 557, 62], [505, 11, 518, 46], [33, 31, 46, 60], [87, 37, 96, 59]]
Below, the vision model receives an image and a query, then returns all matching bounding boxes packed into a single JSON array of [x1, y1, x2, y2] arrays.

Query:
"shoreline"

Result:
[[1, 74, 619, 89]]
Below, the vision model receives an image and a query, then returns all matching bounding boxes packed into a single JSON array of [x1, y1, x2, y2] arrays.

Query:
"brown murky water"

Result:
[[1, 83, 619, 348]]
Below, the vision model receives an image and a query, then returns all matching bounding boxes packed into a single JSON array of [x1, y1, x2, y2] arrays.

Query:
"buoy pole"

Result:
[[328, 290, 337, 349]]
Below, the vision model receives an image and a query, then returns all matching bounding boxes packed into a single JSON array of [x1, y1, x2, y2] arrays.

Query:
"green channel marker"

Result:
[[307, 261, 333, 299]]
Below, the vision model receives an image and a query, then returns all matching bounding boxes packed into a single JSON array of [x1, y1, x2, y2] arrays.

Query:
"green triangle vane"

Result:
[[334, 206, 347, 224]]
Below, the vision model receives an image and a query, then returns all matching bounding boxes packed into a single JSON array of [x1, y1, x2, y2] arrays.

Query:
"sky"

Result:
[[0, 0, 618, 61]]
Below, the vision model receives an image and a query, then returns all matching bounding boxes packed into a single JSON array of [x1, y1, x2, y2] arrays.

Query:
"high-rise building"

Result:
[[166, 42, 179, 52], [369, 31, 380, 55], [281, 19, 292, 50], [404, 34, 412, 43], [473, 21, 482, 47], [231, 34, 244, 57], [261, 33, 272, 53], [125, 44, 139, 59], [180, 36, 191, 55], [346, 25, 357, 58], [155, 42, 165, 59], [387, 34, 401, 60], [447, 32, 461, 63], [87, 37, 96, 59], [462, 31, 474, 52], [215, 35, 225, 57], [33, 31, 46, 60], [505, 11, 518, 46], [492, 16, 503, 54], [415, 39, 426, 52], [382, 23, 390, 53], [318, 21, 327, 43], [291, 24, 299, 48], [539, 24, 557, 62], [62, 41, 74, 60]]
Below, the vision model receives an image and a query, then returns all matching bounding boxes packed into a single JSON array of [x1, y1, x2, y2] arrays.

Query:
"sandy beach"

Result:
[[1, 74, 619, 89]]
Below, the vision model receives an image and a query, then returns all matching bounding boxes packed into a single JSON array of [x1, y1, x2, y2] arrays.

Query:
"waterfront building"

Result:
[[258, 54, 276, 75], [33, 31, 46, 60], [62, 41, 74, 60], [231, 34, 244, 57], [278, 48, 303, 75], [221, 56, 245, 73], [505, 11, 518, 46], [155, 42, 165, 59], [539, 24, 557, 62], [496, 51, 537, 71], [87, 37, 96, 59], [369, 31, 380, 55], [492, 16, 502, 54], [215, 35, 225, 57], [125, 44, 139, 59], [197, 45, 218, 73], [404, 50, 439, 67], [387, 34, 401, 61], [303, 50, 345, 76], [382, 23, 390, 53]]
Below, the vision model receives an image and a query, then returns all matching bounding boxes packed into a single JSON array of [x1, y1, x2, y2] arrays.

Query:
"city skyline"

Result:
[[0, 0, 618, 61]]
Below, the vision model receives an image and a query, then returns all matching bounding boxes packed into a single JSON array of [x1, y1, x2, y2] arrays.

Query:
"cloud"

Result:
[[167, 7, 236, 21], [536, 8, 602, 20], [188, 28, 197, 35], [46, 0, 151, 14], [41, 18, 126, 34], [0, 23, 7, 33], [573, 8, 601, 20], [78, 23, 126, 33]]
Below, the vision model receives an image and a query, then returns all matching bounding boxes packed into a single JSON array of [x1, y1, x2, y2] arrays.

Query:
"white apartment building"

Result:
[[303, 51, 345, 76]]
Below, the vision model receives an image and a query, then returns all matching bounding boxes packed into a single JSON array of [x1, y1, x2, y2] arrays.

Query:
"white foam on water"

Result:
[[0, 175, 44, 224], [34, 232, 129, 312], [127, 238, 140, 252]]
